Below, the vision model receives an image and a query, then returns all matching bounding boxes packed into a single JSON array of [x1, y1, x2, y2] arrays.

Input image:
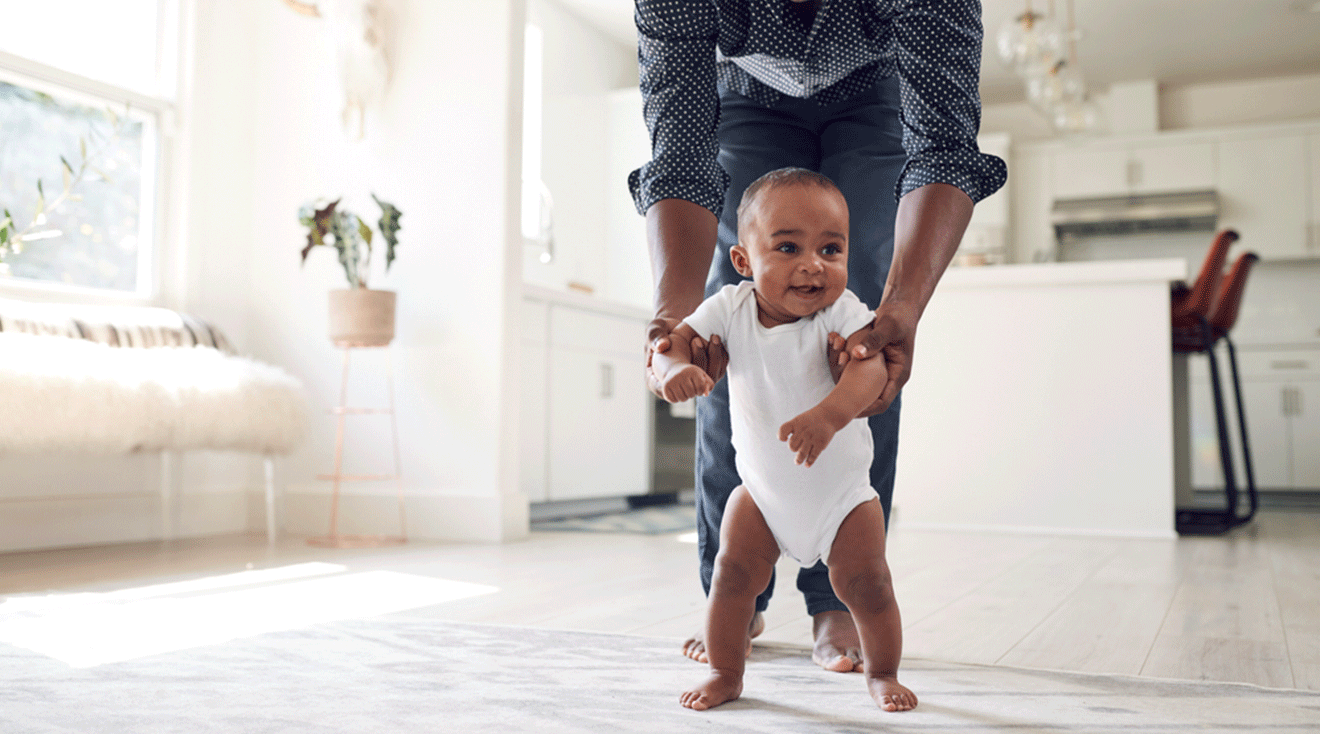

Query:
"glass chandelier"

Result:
[[997, 0, 1102, 135]]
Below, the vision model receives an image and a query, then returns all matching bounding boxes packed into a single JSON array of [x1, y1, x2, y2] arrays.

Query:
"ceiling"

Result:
[[551, 0, 1320, 104]]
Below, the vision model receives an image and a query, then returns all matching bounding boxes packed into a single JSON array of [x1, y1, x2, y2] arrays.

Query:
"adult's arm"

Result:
[[842, 0, 1007, 414], [630, 1, 730, 395], [644, 199, 725, 397]]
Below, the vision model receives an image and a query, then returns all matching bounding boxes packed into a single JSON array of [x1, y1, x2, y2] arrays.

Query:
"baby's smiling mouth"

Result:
[[789, 284, 823, 297]]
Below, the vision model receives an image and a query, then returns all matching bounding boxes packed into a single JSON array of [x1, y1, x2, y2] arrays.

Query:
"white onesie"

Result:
[[685, 281, 877, 568]]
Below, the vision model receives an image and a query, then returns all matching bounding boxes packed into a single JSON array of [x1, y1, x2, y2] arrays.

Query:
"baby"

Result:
[[653, 168, 916, 713]]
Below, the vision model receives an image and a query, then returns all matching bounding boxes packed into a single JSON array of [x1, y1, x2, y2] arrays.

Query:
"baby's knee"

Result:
[[835, 566, 895, 615], [712, 549, 772, 597]]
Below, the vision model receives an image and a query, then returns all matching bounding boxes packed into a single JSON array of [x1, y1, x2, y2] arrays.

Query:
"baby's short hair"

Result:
[[736, 167, 845, 230]]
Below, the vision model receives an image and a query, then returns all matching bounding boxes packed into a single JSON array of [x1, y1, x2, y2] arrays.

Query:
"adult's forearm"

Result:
[[646, 198, 719, 321], [879, 182, 975, 319]]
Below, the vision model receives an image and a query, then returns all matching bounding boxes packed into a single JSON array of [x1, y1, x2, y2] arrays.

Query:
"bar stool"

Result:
[[1173, 249, 1260, 535], [1171, 229, 1236, 332]]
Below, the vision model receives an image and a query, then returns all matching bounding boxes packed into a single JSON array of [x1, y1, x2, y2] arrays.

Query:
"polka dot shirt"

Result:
[[628, 0, 1009, 218]]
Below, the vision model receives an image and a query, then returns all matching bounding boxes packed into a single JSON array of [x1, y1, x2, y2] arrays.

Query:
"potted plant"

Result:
[[298, 194, 402, 346]]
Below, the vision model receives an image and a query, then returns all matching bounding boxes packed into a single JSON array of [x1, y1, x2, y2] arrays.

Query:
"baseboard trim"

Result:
[[0, 489, 250, 554]]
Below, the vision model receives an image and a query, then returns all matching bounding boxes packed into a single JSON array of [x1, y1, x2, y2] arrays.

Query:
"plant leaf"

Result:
[[330, 209, 362, 288], [372, 193, 402, 271], [299, 199, 338, 265], [357, 215, 372, 245]]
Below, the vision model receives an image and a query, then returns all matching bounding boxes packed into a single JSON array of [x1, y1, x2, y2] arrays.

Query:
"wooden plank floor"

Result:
[[2, 509, 1317, 691]]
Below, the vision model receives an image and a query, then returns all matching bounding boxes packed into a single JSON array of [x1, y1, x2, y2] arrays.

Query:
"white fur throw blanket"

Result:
[[0, 333, 307, 454]]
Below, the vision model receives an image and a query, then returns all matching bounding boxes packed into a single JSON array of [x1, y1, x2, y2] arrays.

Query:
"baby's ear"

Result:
[[730, 245, 753, 277]]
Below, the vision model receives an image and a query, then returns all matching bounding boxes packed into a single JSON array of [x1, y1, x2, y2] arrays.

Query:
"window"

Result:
[[0, 80, 157, 293], [0, 0, 174, 300]]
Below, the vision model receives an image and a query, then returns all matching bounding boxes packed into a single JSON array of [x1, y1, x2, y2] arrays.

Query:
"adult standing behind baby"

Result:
[[630, 0, 1006, 673]]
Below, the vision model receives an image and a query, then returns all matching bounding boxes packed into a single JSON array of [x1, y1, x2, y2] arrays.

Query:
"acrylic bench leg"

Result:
[[264, 456, 277, 545]]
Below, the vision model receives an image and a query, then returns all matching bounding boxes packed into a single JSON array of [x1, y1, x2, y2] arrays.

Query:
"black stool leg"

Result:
[[1224, 335, 1258, 526], [1176, 319, 1238, 535]]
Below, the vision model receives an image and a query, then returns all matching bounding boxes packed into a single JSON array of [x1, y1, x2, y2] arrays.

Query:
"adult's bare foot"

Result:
[[812, 610, 863, 672], [682, 611, 765, 663], [866, 674, 918, 712], [679, 669, 743, 710]]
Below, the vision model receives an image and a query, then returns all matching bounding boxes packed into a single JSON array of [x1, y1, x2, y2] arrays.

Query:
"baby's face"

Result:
[[733, 184, 850, 327]]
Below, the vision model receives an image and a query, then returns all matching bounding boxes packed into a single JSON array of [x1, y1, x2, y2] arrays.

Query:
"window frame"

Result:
[[0, 4, 178, 307]]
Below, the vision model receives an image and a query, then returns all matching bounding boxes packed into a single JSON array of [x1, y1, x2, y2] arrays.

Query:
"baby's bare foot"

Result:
[[867, 675, 917, 712], [680, 669, 743, 710], [682, 611, 764, 663]]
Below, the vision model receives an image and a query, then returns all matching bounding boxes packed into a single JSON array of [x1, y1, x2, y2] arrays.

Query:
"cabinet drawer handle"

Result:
[[1270, 360, 1309, 370], [601, 362, 614, 399]]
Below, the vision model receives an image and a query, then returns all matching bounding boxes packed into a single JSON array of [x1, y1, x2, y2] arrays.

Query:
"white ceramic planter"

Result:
[[328, 289, 396, 347]]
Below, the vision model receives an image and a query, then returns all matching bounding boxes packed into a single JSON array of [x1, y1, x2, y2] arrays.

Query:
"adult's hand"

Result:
[[827, 302, 919, 417], [829, 182, 975, 416], [645, 318, 727, 400]]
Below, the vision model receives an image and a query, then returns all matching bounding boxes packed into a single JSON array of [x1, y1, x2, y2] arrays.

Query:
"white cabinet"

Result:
[[1309, 133, 1320, 256], [956, 133, 1011, 265], [1190, 350, 1320, 491], [1050, 140, 1215, 199], [520, 293, 653, 503], [1010, 148, 1053, 264], [519, 300, 550, 503], [1293, 380, 1320, 487], [1217, 134, 1311, 260]]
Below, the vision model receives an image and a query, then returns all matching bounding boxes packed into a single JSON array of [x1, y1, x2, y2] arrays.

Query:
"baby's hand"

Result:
[[657, 363, 714, 404], [778, 408, 837, 467]]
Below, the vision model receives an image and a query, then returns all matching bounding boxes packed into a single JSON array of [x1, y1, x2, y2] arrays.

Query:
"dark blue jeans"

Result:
[[695, 76, 905, 617]]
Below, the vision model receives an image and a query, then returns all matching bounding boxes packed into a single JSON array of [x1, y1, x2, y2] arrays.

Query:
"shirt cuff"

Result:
[[628, 166, 729, 219], [895, 152, 1008, 205]]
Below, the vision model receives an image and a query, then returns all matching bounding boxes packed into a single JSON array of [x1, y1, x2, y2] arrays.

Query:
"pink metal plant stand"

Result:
[[308, 344, 407, 548]]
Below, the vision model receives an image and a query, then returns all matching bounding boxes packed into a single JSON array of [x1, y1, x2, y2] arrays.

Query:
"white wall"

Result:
[[0, 0, 531, 552], [982, 72, 1320, 141], [237, 0, 528, 542], [1160, 72, 1320, 132]]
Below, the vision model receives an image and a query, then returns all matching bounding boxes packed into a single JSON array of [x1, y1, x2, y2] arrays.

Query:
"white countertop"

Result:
[[524, 259, 1189, 321], [522, 284, 651, 321], [941, 258, 1187, 289]]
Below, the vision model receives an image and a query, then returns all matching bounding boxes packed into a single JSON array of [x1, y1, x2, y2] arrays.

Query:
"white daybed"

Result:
[[0, 296, 307, 543]]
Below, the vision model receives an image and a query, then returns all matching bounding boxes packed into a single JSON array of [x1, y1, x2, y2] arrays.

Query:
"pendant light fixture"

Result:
[[998, 0, 1102, 135]]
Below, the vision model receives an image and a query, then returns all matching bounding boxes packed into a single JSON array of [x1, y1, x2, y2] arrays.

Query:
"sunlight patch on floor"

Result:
[[676, 532, 698, 544], [0, 563, 498, 668]]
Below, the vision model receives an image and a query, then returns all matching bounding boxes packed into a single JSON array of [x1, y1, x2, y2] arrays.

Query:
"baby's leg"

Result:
[[826, 499, 917, 712], [681, 485, 780, 711]]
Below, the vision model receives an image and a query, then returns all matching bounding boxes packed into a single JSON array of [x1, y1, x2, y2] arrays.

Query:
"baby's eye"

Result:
[[821, 244, 843, 256], [776, 242, 798, 254]]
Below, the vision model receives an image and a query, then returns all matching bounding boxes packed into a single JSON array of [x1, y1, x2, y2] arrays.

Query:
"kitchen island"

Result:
[[893, 258, 1186, 538]]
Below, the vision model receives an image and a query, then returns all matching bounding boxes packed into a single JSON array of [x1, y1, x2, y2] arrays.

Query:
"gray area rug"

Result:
[[2, 616, 1317, 733], [532, 503, 697, 534]]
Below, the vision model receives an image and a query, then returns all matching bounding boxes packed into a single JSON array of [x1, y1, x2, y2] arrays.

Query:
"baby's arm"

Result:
[[652, 323, 716, 404], [779, 324, 888, 466]]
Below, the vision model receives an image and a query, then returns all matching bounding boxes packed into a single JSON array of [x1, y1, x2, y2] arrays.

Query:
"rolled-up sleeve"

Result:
[[892, 0, 1007, 204], [628, 1, 730, 217]]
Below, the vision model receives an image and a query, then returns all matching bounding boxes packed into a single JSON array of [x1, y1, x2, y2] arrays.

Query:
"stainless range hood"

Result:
[[1052, 189, 1219, 241]]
